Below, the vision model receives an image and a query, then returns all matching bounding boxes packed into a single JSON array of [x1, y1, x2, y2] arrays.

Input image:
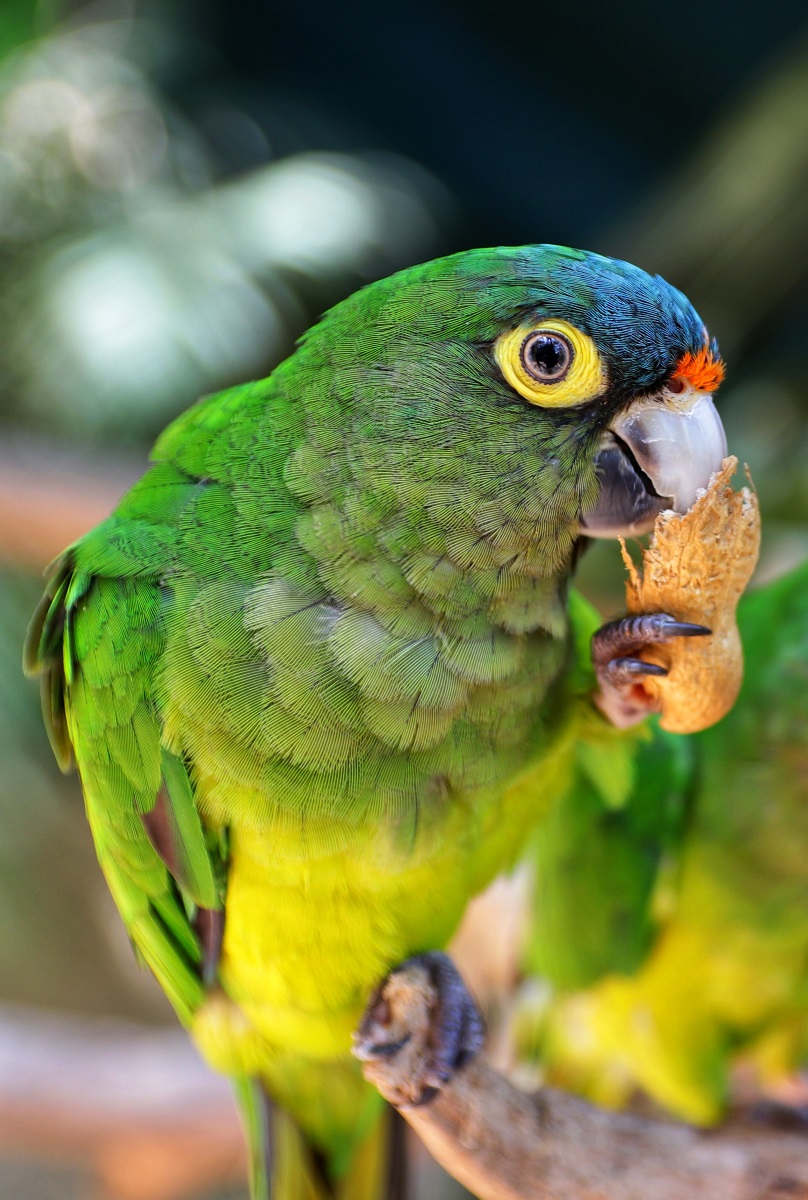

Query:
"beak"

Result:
[[580, 387, 727, 538]]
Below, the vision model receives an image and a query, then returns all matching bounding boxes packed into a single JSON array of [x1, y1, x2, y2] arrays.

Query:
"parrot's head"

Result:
[[486, 244, 728, 541], [297, 244, 727, 579]]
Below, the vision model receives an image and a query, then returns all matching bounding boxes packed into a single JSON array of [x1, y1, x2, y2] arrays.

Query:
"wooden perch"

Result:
[[356, 963, 808, 1200]]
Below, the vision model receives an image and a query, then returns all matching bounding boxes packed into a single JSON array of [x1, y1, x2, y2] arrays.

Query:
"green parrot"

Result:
[[522, 560, 808, 1126], [24, 244, 729, 1198]]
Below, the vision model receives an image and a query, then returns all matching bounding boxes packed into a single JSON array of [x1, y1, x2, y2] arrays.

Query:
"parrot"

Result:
[[521, 558, 808, 1126], [24, 244, 729, 1199]]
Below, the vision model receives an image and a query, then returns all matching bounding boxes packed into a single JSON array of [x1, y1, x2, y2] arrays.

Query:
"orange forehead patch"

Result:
[[674, 345, 725, 393]]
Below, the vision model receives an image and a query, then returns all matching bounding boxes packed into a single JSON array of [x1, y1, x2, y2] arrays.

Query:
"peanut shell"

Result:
[[620, 456, 760, 734]]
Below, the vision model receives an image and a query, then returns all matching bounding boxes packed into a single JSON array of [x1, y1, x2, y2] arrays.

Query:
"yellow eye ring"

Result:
[[494, 318, 606, 408]]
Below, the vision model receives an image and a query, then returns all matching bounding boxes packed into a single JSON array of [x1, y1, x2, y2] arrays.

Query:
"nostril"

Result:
[[667, 376, 686, 395]]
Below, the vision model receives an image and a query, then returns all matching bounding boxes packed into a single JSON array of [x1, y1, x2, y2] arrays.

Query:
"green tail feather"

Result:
[[233, 1078, 405, 1200], [233, 1077, 272, 1200]]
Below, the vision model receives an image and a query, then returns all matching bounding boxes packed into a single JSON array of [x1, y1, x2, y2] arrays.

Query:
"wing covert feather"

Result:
[[25, 538, 220, 1024]]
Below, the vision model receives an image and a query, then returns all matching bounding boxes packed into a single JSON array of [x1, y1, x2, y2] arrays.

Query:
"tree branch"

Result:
[[357, 964, 808, 1200]]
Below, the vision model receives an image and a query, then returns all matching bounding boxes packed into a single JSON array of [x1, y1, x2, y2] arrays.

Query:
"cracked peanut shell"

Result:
[[620, 456, 761, 734]]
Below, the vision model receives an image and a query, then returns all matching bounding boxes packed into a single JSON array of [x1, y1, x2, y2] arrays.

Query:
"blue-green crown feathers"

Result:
[[302, 243, 716, 404]]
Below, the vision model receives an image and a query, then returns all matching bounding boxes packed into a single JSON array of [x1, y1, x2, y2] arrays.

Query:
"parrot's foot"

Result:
[[592, 612, 710, 728], [353, 951, 485, 1108]]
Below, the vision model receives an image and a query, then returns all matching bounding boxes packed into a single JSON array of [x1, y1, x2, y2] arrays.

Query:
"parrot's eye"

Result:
[[521, 331, 573, 382], [494, 318, 606, 409]]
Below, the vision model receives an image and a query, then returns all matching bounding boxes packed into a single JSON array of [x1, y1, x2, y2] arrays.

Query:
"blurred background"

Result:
[[1, 0, 807, 1195]]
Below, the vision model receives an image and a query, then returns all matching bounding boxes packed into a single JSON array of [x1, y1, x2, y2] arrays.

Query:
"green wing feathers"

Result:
[[24, 536, 219, 1025]]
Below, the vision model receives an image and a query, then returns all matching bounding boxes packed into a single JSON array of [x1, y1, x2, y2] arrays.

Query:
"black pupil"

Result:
[[525, 334, 569, 379]]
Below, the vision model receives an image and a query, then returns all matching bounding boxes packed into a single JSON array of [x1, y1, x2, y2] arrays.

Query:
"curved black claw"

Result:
[[354, 951, 485, 1106], [416, 951, 485, 1091], [606, 657, 668, 684], [592, 612, 711, 728]]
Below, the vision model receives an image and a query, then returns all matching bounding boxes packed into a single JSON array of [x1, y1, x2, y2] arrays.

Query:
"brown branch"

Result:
[[356, 965, 808, 1200]]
